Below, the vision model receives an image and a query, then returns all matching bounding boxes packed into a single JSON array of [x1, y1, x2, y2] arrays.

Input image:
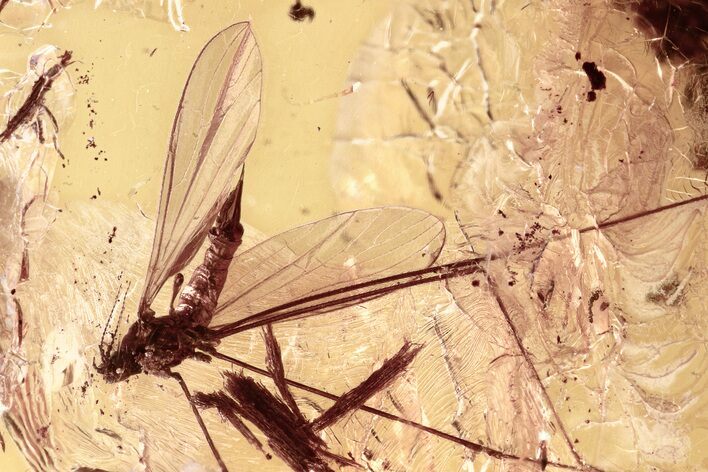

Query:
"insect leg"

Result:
[[193, 390, 271, 460], [207, 351, 595, 471], [262, 324, 306, 422], [98, 281, 125, 363], [170, 371, 229, 472], [311, 341, 421, 432], [106, 281, 131, 359]]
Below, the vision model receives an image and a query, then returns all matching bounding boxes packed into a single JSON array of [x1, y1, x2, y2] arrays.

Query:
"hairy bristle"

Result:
[[312, 341, 421, 432], [193, 390, 269, 459], [224, 372, 333, 472]]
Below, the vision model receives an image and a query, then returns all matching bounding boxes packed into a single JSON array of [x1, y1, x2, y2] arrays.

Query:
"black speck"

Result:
[[575, 51, 581, 60], [582, 61, 606, 91], [289, 1, 315, 22], [108, 226, 117, 244]]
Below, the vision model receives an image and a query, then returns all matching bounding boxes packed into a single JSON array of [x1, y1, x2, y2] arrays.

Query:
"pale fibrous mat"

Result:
[[332, 0, 707, 470], [0, 1, 706, 472], [0, 0, 188, 32]]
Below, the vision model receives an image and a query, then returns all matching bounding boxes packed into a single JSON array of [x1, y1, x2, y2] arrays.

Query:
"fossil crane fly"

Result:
[[94, 21, 450, 471]]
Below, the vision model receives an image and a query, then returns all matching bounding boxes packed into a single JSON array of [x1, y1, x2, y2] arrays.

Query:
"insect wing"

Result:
[[210, 208, 445, 331], [140, 22, 262, 309]]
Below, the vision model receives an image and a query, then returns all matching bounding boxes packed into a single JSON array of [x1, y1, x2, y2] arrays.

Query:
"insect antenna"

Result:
[[99, 280, 131, 364], [110, 281, 130, 345], [98, 280, 123, 363]]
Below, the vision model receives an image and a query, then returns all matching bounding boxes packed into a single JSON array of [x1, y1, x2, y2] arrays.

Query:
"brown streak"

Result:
[[401, 79, 436, 130], [15, 298, 24, 347], [19, 196, 38, 282], [0, 51, 72, 143], [19, 248, 29, 282], [587, 194, 707, 232], [209, 351, 598, 472]]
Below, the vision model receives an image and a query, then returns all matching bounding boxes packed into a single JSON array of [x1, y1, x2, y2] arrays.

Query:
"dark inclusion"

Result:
[[582, 61, 606, 102], [289, 1, 315, 22], [627, 0, 708, 63]]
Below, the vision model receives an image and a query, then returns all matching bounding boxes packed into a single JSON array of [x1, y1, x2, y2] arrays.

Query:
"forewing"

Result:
[[210, 208, 445, 330], [140, 22, 262, 308]]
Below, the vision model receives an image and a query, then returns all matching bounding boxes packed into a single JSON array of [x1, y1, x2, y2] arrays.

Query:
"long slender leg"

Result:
[[262, 324, 306, 422], [311, 341, 421, 432], [206, 350, 596, 472], [170, 372, 229, 472]]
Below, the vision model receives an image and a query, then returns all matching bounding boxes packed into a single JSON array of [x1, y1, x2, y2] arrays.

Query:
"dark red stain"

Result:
[[289, 1, 315, 22]]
